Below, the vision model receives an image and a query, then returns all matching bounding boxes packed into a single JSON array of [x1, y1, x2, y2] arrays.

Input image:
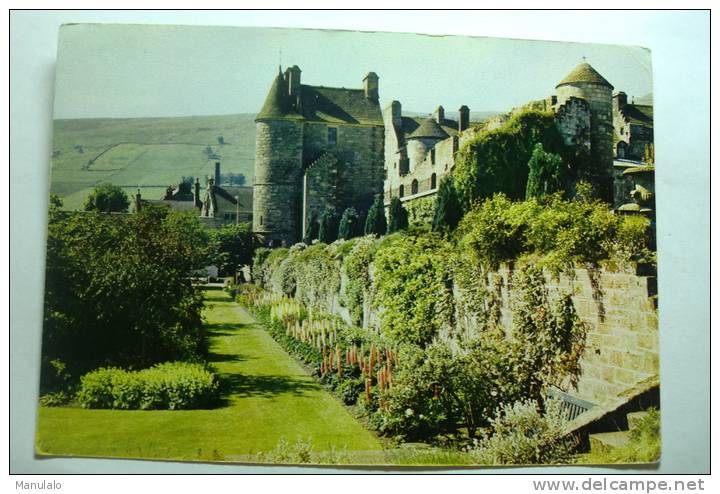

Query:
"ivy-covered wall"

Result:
[[253, 240, 657, 408]]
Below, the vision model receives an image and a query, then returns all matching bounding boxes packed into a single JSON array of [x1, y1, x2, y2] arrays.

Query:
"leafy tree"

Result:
[[387, 197, 409, 233], [432, 177, 461, 232], [83, 183, 130, 213], [208, 222, 256, 277], [525, 143, 566, 199], [318, 208, 339, 244], [303, 212, 320, 244], [338, 207, 361, 240], [41, 207, 210, 391], [364, 194, 387, 236]]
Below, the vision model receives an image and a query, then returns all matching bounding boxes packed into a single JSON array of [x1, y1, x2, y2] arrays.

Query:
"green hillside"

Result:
[[50, 114, 257, 210]]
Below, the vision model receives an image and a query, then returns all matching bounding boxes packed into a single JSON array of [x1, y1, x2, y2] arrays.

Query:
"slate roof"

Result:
[[299, 85, 383, 125], [620, 104, 653, 127], [402, 116, 457, 139], [407, 117, 451, 140], [556, 63, 613, 89], [256, 69, 303, 121], [256, 68, 382, 125]]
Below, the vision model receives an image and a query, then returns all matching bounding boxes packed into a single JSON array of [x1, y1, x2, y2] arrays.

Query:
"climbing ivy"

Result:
[[372, 233, 454, 347], [342, 236, 378, 326]]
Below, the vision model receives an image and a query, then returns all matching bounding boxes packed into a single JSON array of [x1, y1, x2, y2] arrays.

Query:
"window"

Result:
[[411, 179, 419, 195], [328, 127, 337, 145], [399, 185, 404, 198], [260, 216, 263, 226], [431, 173, 437, 189], [430, 148, 436, 165], [620, 127, 625, 135]]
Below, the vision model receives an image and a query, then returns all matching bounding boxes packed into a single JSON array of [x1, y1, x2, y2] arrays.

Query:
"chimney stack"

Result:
[[363, 72, 379, 101], [613, 91, 628, 113], [194, 178, 201, 208], [435, 105, 445, 125], [214, 161, 221, 186], [286, 65, 301, 99], [458, 105, 470, 132]]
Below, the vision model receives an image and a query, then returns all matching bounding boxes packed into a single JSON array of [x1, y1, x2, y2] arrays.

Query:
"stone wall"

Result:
[[449, 264, 659, 405], [263, 258, 659, 409]]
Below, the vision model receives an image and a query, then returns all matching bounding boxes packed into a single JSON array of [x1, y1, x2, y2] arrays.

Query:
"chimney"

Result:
[[458, 105, 470, 132], [287, 65, 301, 99], [194, 178, 201, 208], [214, 161, 221, 186], [363, 72, 379, 101], [435, 105, 445, 125], [613, 91, 628, 112], [384, 100, 402, 129]]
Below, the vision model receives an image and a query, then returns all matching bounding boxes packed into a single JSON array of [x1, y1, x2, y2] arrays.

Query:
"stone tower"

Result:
[[556, 62, 615, 202], [253, 68, 305, 247]]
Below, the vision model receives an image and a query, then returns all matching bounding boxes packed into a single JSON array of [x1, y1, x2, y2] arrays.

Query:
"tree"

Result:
[[83, 183, 130, 213], [209, 222, 256, 277], [338, 207, 361, 240], [303, 212, 320, 244], [526, 143, 566, 200], [318, 208, 339, 244], [217, 135, 225, 146], [387, 197, 409, 233], [42, 207, 211, 391], [432, 177, 461, 232], [364, 194, 387, 236]]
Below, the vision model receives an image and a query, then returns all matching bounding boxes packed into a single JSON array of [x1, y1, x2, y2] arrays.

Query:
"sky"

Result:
[[54, 24, 653, 119]]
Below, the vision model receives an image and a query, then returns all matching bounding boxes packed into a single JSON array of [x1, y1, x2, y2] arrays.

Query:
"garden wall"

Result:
[[264, 257, 659, 409]]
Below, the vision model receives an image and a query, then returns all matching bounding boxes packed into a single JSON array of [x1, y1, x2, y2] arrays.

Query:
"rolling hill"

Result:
[[50, 114, 257, 210]]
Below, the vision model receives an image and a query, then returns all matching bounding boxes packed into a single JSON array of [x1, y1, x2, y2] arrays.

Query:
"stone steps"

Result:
[[589, 431, 631, 454]]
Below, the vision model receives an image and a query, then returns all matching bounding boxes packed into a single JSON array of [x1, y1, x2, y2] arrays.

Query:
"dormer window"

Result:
[[328, 127, 338, 145]]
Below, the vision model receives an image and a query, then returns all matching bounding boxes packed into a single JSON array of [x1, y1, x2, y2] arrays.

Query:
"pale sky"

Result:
[[54, 24, 653, 119]]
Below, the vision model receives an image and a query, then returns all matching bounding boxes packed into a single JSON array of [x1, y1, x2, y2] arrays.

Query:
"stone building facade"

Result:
[[613, 91, 654, 162], [383, 62, 619, 206], [253, 66, 385, 247]]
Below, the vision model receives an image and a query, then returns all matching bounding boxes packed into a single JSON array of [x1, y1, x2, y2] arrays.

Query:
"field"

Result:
[[50, 114, 257, 210], [35, 290, 382, 462]]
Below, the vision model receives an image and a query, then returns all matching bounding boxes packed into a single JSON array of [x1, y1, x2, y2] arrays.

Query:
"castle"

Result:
[[253, 66, 384, 247], [254, 62, 653, 246]]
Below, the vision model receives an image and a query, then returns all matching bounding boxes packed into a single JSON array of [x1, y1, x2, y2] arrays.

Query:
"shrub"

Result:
[[318, 209, 339, 244], [387, 197, 409, 233], [458, 194, 533, 269], [39, 391, 72, 407], [526, 143, 566, 199], [471, 399, 576, 465], [432, 177, 462, 233], [338, 208, 362, 240], [364, 194, 387, 236], [77, 362, 219, 410]]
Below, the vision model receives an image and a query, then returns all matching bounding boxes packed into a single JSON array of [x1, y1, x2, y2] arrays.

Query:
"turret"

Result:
[[556, 62, 615, 202], [254, 68, 305, 247], [406, 117, 448, 172], [363, 72, 379, 101]]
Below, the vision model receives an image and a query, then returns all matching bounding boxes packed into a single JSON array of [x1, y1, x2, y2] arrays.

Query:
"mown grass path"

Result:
[[36, 290, 381, 462]]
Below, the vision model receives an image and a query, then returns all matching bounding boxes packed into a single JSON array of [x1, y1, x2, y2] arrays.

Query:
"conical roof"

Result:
[[407, 117, 449, 140], [556, 63, 613, 89], [256, 69, 300, 121]]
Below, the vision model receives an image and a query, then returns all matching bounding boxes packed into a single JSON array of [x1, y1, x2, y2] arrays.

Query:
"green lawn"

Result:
[[35, 290, 382, 462]]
